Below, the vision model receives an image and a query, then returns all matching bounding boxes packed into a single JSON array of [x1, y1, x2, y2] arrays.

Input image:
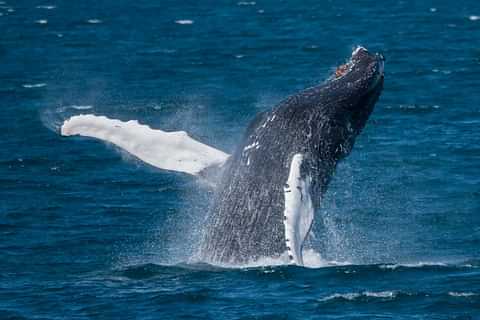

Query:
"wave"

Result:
[[113, 250, 336, 278], [448, 292, 477, 297], [319, 290, 402, 302], [36, 5, 56, 10], [115, 254, 480, 275], [86, 19, 102, 24], [201, 254, 479, 271], [112, 255, 480, 284], [237, 1, 256, 6], [379, 261, 479, 270], [194, 249, 352, 269], [175, 20, 194, 25], [69, 105, 93, 110], [319, 291, 479, 303], [22, 83, 46, 88]]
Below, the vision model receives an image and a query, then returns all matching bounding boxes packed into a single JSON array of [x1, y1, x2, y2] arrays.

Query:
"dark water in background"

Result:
[[1, 0, 480, 319]]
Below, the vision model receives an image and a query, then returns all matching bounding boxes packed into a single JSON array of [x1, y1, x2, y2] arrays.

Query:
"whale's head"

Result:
[[316, 46, 384, 160], [330, 46, 384, 134]]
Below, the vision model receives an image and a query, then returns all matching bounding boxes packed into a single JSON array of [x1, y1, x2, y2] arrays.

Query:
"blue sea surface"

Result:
[[1, 0, 480, 319]]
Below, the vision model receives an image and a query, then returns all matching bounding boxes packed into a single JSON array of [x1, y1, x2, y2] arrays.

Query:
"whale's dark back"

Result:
[[201, 48, 384, 264]]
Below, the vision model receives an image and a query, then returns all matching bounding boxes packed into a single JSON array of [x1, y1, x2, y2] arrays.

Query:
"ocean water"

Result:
[[1, 0, 480, 319]]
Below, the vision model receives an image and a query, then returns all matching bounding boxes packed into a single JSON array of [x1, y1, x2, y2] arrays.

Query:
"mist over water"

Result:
[[2, 0, 480, 319]]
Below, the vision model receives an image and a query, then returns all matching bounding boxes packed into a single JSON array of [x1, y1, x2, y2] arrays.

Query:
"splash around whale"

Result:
[[60, 46, 384, 267]]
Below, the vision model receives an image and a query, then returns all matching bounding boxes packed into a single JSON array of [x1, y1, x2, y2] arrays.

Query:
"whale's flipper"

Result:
[[283, 154, 314, 266], [61, 114, 230, 176]]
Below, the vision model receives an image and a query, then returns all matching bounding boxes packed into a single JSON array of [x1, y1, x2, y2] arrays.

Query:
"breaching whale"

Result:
[[61, 47, 384, 266]]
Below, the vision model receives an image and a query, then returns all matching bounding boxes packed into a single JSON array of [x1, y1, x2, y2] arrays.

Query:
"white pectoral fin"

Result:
[[61, 114, 230, 176], [283, 154, 314, 266]]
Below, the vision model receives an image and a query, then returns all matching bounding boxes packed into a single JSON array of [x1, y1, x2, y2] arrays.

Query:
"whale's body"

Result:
[[201, 48, 384, 264], [61, 47, 384, 266]]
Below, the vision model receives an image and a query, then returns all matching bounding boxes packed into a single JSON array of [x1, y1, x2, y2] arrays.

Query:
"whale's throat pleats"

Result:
[[283, 154, 314, 266]]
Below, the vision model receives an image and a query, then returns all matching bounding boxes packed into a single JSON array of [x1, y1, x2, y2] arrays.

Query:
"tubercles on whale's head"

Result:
[[350, 46, 384, 84], [333, 46, 384, 89], [344, 46, 384, 134], [331, 46, 384, 130], [315, 46, 385, 160]]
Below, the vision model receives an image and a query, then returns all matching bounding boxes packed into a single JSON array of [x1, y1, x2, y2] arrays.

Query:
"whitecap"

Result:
[[319, 293, 361, 301], [469, 15, 480, 21], [448, 292, 477, 297], [175, 19, 194, 25], [364, 291, 398, 298], [87, 19, 102, 24], [429, 7, 437, 12], [36, 5, 56, 10], [319, 291, 399, 302], [35, 19, 48, 24], [237, 1, 256, 5], [22, 83, 47, 88], [69, 105, 93, 110], [380, 262, 448, 270]]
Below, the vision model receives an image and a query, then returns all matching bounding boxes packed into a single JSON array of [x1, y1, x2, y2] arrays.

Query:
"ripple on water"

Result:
[[36, 5, 56, 10], [384, 104, 441, 112], [87, 19, 102, 24], [69, 105, 93, 110], [378, 261, 479, 271], [22, 83, 46, 88], [319, 290, 402, 302], [448, 292, 478, 297], [175, 19, 194, 25], [237, 1, 256, 5]]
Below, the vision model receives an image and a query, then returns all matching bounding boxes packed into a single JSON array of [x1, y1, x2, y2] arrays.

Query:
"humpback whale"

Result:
[[61, 46, 384, 266]]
